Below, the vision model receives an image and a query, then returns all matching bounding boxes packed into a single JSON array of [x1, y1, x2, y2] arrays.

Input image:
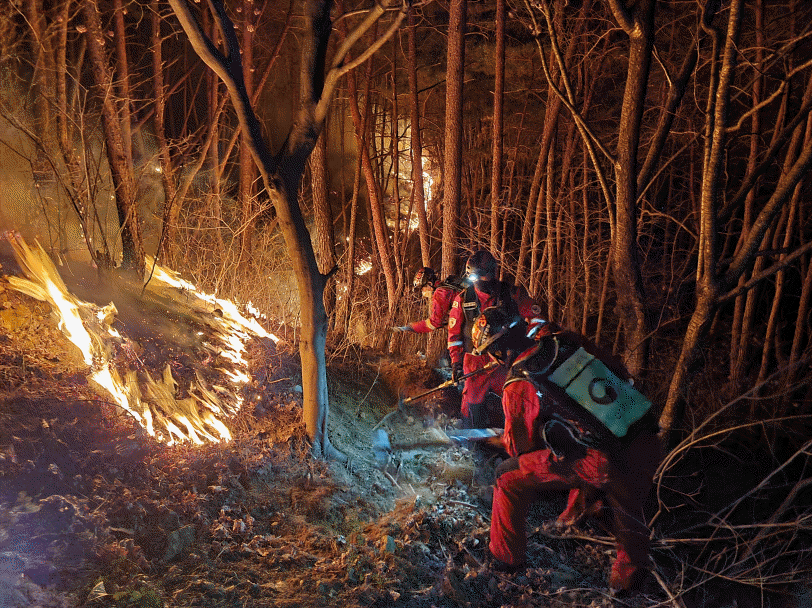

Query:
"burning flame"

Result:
[[6, 235, 278, 446]]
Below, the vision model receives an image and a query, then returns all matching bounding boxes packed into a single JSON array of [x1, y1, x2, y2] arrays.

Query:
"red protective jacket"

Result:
[[446, 282, 544, 365], [406, 282, 459, 333], [490, 339, 661, 591], [446, 283, 544, 419]]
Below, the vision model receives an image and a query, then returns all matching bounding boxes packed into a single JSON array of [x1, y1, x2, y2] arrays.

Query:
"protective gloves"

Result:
[[452, 361, 464, 384], [392, 326, 414, 333]]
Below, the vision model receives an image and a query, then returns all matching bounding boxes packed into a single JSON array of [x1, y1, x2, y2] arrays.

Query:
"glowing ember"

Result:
[[6, 235, 278, 446]]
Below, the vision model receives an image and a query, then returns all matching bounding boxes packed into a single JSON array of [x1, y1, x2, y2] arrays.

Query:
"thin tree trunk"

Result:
[[757, 105, 809, 387], [113, 0, 133, 178], [340, 142, 363, 335], [83, 1, 144, 275], [152, 0, 180, 262], [238, 0, 257, 271], [606, 0, 655, 376], [442, 0, 466, 276], [661, 0, 745, 437], [406, 8, 430, 267], [204, 9, 225, 253], [341, 22, 398, 316], [729, 0, 764, 387], [489, 0, 505, 254], [580, 153, 591, 336], [53, 0, 100, 262]]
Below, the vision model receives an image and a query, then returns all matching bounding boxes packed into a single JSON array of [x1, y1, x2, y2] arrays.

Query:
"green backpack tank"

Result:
[[546, 344, 651, 438], [513, 334, 652, 444]]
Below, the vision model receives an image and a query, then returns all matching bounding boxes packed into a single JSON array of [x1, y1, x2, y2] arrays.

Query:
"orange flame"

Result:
[[6, 235, 278, 446]]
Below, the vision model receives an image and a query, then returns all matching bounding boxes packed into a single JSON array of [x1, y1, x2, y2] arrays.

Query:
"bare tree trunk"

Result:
[[442, 0, 466, 276], [407, 9, 430, 267], [389, 41, 405, 292], [238, 0, 257, 271], [606, 0, 655, 376], [152, 0, 180, 262], [489, 0, 505, 254], [52, 0, 102, 262], [787, 250, 812, 391], [83, 1, 144, 275], [660, 0, 744, 436], [729, 0, 764, 388], [516, 140, 544, 287], [26, 0, 55, 173], [580, 153, 591, 336], [169, 0, 406, 459], [756, 99, 809, 386], [341, 21, 398, 317], [339, 150, 363, 335], [112, 0, 133, 177], [204, 9, 225, 253]]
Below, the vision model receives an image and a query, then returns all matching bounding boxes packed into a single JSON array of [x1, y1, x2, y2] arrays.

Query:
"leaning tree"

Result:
[[168, 0, 408, 459]]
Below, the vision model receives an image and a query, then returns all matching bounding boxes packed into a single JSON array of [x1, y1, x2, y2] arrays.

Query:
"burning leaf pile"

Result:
[[5, 234, 279, 446]]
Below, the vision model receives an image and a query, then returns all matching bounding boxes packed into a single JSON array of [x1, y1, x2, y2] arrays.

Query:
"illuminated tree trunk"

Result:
[[660, 0, 741, 436], [442, 0, 466, 277], [169, 0, 406, 458], [238, 0, 257, 271], [489, 0, 505, 255], [341, 20, 398, 317], [152, 0, 179, 262], [83, 2, 145, 275], [606, 0, 655, 377], [53, 0, 104, 262], [407, 9, 430, 268]]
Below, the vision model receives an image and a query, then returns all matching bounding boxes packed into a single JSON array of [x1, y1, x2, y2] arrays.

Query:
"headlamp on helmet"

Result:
[[465, 250, 498, 285]]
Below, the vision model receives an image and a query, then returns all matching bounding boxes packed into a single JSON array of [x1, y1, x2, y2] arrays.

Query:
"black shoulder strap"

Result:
[[462, 285, 479, 323]]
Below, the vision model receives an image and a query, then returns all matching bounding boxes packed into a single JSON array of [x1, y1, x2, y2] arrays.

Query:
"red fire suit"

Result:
[[405, 281, 459, 333], [447, 282, 544, 428], [489, 342, 661, 591]]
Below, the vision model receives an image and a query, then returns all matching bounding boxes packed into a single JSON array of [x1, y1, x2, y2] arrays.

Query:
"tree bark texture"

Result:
[[83, 1, 145, 275], [442, 0, 466, 277], [168, 0, 405, 458]]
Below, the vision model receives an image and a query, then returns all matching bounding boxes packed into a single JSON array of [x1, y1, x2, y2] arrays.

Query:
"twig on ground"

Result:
[[651, 569, 687, 608]]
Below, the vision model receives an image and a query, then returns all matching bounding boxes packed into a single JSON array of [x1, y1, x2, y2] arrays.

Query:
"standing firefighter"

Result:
[[472, 306, 661, 594], [447, 250, 545, 428], [392, 267, 462, 334]]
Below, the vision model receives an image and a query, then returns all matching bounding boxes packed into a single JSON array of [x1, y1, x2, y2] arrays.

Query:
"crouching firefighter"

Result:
[[471, 307, 661, 594]]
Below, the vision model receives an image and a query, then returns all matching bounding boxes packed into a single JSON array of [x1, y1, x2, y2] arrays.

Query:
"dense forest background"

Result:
[[2, 0, 812, 515]]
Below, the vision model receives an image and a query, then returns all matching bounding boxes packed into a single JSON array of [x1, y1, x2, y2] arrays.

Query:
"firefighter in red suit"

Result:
[[392, 267, 460, 334], [447, 250, 545, 429], [471, 307, 661, 594]]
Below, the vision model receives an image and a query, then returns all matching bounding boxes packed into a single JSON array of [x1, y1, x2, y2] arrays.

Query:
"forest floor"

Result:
[[0, 247, 806, 608]]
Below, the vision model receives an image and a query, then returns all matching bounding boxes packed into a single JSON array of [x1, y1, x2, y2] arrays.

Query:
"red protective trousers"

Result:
[[459, 351, 507, 421]]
